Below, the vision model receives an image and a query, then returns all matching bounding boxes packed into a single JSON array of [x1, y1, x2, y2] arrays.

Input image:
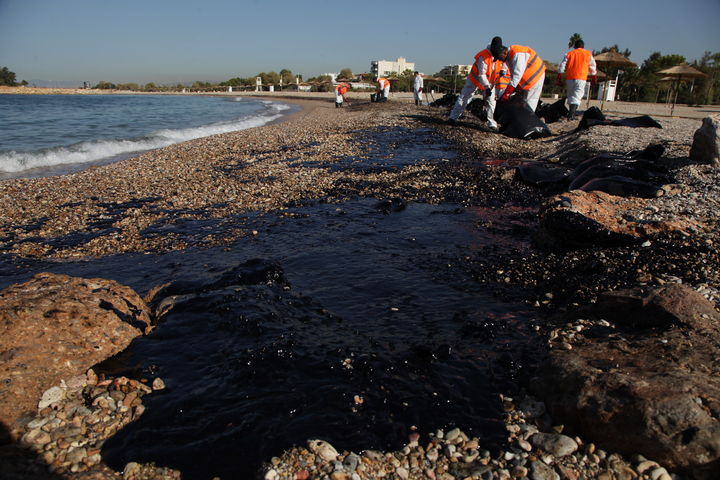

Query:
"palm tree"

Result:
[[568, 33, 582, 49]]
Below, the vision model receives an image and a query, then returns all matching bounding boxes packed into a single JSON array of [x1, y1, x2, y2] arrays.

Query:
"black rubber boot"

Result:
[[567, 104, 578, 120]]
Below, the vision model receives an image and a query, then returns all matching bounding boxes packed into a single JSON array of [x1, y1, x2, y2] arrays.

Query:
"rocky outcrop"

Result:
[[535, 190, 703, 249], [531, 283, 720, 474], [690, 115, 720, 167], [0, 273, 151, 438]]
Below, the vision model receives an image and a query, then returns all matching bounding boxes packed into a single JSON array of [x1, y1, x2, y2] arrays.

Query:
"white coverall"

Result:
[[506, 51, 545, 111], [378, 79, 390, 100], [449, 51, 505, 129], [413, 75, 424, 104], [559, 52, 597, 106]]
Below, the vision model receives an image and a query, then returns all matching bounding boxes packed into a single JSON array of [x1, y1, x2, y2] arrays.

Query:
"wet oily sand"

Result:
[[14, 199, 540, 480]]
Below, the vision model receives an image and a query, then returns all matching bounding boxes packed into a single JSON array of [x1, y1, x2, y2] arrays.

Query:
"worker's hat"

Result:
[[490, 36, 505, 60]]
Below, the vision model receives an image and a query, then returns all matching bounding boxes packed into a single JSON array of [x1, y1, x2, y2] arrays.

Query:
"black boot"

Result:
[[567, 104, 578, 120]]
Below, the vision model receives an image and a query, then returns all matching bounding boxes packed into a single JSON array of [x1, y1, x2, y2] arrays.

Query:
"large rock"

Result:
[[690, 115, 720, 167], [535, 190, 702, 249], [532, 284, 720, 474], [0, 273, 151, 437]]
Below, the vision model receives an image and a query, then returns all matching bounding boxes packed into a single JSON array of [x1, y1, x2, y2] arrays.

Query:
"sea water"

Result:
[[0, 94, 295, 178]]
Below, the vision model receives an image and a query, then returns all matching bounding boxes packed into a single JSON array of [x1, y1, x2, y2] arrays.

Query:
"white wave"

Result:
[[0, 104, 290, 174]]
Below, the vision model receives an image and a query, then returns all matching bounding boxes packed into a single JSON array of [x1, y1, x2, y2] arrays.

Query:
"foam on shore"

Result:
[[0, 101, 292, 178]]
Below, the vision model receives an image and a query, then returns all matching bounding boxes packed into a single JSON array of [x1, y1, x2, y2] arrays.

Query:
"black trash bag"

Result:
[[494, 94, 552, 140], [568, 143, 669, 197], [576, 107, 662, 131], [467, 97, 487, 120], [430, 93, 458, 108], [535, 98, 569, 124], [370, 93, 377, 102]]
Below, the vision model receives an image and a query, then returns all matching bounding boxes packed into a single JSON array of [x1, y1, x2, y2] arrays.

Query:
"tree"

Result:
[[694, 51, 720, 105], [94, 81, 116, 89], [0, 66, 18, 86], [338, 68, 354, 80], [568, 33, 582, 49], [258, 71, 280, 87], [279, 69, 295, 85]]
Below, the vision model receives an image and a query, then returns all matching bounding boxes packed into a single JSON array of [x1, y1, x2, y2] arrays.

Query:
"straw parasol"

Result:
[[593, 50, 637, 109], [656, 64, 708, 116]]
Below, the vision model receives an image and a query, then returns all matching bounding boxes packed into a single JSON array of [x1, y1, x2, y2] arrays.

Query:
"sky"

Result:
[[1, 0, 719, 87]]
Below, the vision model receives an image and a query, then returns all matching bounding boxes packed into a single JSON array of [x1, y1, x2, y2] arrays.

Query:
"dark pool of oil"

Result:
[[0, 127, 541, 480]]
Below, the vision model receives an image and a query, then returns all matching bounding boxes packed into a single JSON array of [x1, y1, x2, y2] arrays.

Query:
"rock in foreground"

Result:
[[0, 272, 152, 438], [532, 283, 720, 475]]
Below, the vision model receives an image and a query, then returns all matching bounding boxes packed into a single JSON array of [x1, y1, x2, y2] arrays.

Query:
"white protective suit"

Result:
[[559, 52, 597, 106], [506, 50, 545, 111], [449, 48, 505, 129], [413, 74, 424, 104]]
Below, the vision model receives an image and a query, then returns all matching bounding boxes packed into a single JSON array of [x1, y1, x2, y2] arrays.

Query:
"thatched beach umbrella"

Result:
[[594, 50, 637, 109], [657, 64, 708, 116]]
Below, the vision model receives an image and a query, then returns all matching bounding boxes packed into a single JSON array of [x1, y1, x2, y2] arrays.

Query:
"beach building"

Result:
[[371, 57, 415, 77], [437, 64, 472, 77]]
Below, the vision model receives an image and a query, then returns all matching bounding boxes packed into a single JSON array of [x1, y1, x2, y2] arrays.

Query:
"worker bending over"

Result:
[[448, 36, 510, 131], [557, 39, 597, 119], [491, 37, 546, 112], [335, 82, 350, 108], [375, 77, 390, 102], [413, 71, 424, 106]]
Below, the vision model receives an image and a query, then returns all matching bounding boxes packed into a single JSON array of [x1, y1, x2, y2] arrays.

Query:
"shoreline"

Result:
[[1, 98, 718, 479]]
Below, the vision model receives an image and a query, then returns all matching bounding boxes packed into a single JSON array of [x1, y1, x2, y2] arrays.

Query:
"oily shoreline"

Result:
[[1, 96, 719, 479]]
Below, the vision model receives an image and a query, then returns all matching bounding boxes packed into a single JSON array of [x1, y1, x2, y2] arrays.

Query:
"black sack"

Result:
[[494, 94, 552, 139], [576, 107, 662, 131], [467, 97, 487, 120], [535, 98, 569, 124]]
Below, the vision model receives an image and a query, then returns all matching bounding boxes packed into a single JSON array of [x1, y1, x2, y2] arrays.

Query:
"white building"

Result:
[[370, 57, 416, 77], [437, 64, 472, 77]]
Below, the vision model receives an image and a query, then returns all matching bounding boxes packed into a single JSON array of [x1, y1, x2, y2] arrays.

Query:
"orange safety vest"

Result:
[[563, 48, 592, 80], [336, 83, 349, 95], [378, 77, 389, 89], [508, 45, 546, 90], [468, 49, 508, 90]]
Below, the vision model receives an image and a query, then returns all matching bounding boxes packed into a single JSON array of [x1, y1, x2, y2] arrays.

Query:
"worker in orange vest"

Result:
[[557, 39, 597, 120], [335, 82, 350, 108], [448, 36, 510, 131], [375, 77, 390, 102], [491, 37, 546, 112]]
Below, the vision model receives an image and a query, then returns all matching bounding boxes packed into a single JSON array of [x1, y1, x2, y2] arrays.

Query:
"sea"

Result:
[[0, 93, 296, 179]]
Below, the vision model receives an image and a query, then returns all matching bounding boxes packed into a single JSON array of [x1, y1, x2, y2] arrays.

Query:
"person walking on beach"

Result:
[[447, 37, 509, 131], [413, 71, 424, 106], [335, 82, 350, 108], [375, 76, 390, 102], [557, 39, 597, 120], [491, 37, 546, 112]]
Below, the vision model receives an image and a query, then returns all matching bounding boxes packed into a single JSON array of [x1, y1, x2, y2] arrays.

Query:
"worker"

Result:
[[557, 39, 597, 120], [491, 37, 546, 112], [413, 71, 424, 106], [447, 36, 510, 131], [375, 76, 390, 102], [335, 82, 350, 108]]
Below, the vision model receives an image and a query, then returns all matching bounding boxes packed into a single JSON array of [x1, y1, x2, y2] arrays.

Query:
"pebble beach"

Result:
[[1, 91, 719, 480]]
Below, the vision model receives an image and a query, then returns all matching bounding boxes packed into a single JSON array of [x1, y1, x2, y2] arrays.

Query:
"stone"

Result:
[[690, 115, 720, 167], [530, 460, 560, 480], [307, 439, 339, 462], [38, 386, 66, 409], [535, 191, 703, 249], [0, 273, 151, 433], [531, 284, 720, 472], [529, 433, 578, 457]]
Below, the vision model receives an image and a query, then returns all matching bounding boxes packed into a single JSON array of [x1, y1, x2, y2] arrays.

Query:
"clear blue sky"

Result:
[[1, 0, 718, 86]]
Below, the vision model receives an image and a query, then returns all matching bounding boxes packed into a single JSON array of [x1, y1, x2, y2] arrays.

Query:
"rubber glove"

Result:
[[499, 85, 515, 102], [484, 88, 492, 97], [555, 73, 563, 86]]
